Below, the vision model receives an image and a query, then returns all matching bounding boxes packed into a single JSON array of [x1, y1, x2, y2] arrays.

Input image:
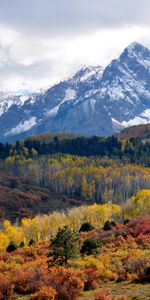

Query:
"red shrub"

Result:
[[13, 264, 49, 294], [123, 257, 150, 282], [0, 274, 13, 300], [135, 234, 150, 248], [49, 266, 84, 300], [84, 266, 99, 291], [30, 286, 57, 300], [95, 288, 112, 300], [127, 217, 150, 237]]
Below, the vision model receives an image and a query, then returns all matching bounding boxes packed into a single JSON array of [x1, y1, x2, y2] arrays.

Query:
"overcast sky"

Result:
[[0, 0, 150, 92]]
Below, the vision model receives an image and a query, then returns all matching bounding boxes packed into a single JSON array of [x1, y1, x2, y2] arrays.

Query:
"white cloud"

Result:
[[0, 1, 150, 92]]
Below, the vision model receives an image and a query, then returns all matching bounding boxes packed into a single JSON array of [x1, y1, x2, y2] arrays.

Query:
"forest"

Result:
[[0, 129, 149, 299], [2, 155, 149, 207], [0, 132, 149, 216], [0, 133, 150, 166]]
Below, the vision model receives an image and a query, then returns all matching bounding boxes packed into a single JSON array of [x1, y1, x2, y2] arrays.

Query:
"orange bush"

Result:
[[0, 274, 13, 300], [84, 266, 99, 291], [95, 288, 112, 300], [123, 256, 150, 282], [95, 289, 129, 300], [49, 266, 84, 300], [13, 265, 47, 294], [115, 296, 129, 300], [30, 286, 57, 300]]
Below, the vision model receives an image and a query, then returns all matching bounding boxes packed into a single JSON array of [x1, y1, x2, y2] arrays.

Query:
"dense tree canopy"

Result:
[[0, 134, 149, 166]]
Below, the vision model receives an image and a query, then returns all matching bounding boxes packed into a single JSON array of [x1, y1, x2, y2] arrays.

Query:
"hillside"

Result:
[[0, 203, 149, 299], [118, 123, 150, 140], [25, 132, 80, 144], [0, 171, 84, 222]]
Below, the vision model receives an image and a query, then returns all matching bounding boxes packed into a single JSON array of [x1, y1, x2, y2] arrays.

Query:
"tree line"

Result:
[[0, 134, 150, 166]]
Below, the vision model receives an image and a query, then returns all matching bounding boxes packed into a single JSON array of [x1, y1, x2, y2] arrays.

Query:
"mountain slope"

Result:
[[100, 42, 150, 126], [0, 65, 104, 142], [118, 123, 150, 140], [0, 42, 150, 142], [0, 171, 84, 222]]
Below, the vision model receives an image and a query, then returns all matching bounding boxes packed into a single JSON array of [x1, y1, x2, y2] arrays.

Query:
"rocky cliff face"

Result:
[[0, 42, 150, 142]]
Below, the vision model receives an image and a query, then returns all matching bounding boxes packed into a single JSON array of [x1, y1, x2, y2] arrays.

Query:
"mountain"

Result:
[[101, 42, 150, 127], [0, 42, 150, 142]]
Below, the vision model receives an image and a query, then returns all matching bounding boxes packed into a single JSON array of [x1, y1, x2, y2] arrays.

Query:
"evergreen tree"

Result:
[[79, 222, 94, 232], [51, 226, 79, 265], [80, 238, 100, 255]]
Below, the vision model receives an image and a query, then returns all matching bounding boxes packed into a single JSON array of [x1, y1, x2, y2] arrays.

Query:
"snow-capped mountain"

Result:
[[100, 42, 150, 127], [0, 42, 150, 142]]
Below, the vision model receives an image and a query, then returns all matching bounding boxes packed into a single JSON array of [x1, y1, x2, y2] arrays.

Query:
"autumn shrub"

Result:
[[0, 214, 149, 300], [30, 286, 57, 300], [48, 266, 84, 300], [13, 265, 46, 294], [95, 288, 112, 300], [127, 217, 150, 238], [124, 256, 150, 282], [6, 254, 24, 265], [0, 274, 13, 300], [115, 296, 129, 300], [84, 266, 99, 291], [114, 236, 127, 248], [135, 233, 150, 248], [95, 289, 129, 300]]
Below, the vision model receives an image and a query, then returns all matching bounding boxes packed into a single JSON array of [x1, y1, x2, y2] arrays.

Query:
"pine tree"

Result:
[[51, 226, 79, 265]]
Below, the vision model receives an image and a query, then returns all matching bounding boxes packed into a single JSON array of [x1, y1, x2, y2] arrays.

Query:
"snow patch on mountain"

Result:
[[5, 117, 37, 136], [122, 109, 150, 127], [0, 92, 38, 117], [19, 95, 30, 105], [80, 66, 103, 82], [101, 85, 125, 100], [71, 65, 103, 83], [112, 117, 121, 125], [64, 88, 76, 101], [47, 88, 76, 117], [112, 117, 124, 131], [0, 98, 14, 116]]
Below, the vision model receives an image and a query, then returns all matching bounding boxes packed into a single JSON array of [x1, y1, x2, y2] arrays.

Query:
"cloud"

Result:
[[0, 0, 150, 91], [1, 0, 150, 36]]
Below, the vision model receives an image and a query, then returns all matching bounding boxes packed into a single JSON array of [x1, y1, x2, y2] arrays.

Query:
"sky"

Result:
[[0, 0, 150, 92]]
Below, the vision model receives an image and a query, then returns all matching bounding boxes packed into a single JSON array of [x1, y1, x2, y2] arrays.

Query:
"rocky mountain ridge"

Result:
[[0, 42, 150, 142]]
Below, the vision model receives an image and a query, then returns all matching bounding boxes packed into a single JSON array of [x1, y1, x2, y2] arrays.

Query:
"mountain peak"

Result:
[[127, 41, 143, 51], [122, 41, 150, 60], [1, 42, 150, 142], [71, 65, 103, 83]]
